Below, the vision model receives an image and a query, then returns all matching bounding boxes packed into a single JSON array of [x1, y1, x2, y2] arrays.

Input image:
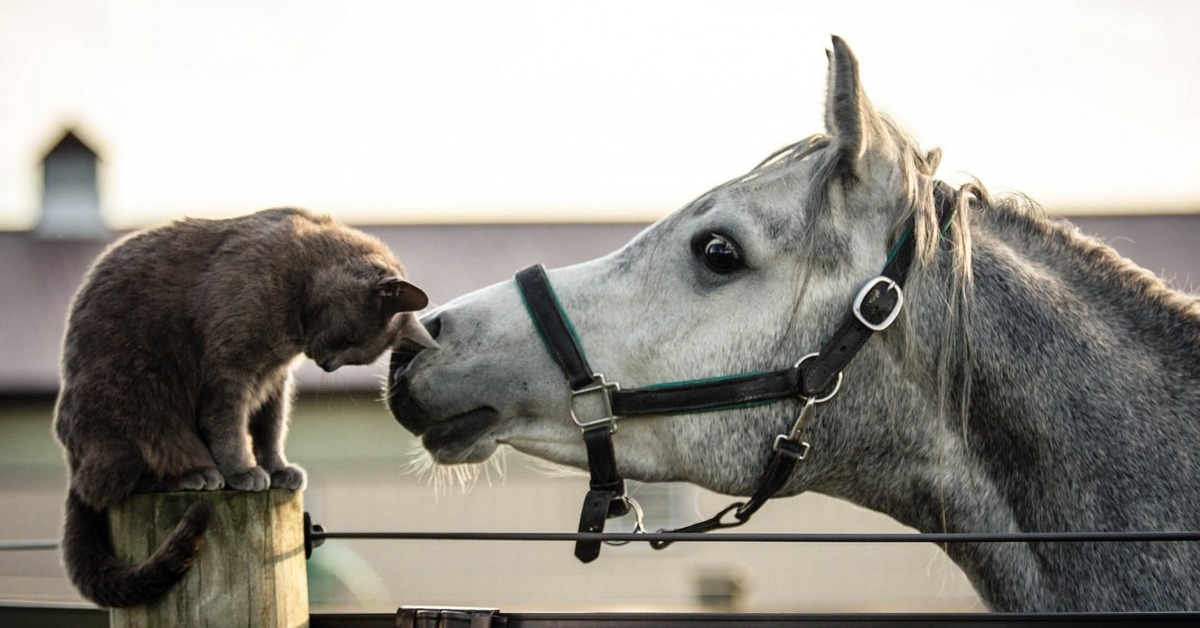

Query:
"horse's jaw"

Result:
[[423, 408, 593, 470], [418, 407, 505, 464]]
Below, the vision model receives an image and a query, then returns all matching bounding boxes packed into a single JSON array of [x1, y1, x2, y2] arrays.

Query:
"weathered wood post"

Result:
[[109, 489, 309, 627]]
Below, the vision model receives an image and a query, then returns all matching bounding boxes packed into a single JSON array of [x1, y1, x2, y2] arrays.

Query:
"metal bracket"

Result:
[[570, 374, 620, 430], [303, 512, 324, 559], [396, 606, 503, 628]]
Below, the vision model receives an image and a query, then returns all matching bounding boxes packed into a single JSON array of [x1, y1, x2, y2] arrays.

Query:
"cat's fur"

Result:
[[53, 207, 435, 608]]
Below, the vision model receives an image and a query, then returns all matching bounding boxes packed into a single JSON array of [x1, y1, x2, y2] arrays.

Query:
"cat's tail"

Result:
[[62, 490, 213, 608]]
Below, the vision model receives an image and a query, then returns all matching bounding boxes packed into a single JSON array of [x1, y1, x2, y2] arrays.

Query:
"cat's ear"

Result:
[[377, 277, 428, 315]]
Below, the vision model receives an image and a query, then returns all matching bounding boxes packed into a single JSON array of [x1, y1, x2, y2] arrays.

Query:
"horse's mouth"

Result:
[[388, 341, 507, 464], [420, 407, 503, 464]]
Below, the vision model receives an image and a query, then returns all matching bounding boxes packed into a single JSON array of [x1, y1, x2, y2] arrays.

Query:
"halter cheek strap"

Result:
[[515, 182, 958, 562], [515, 265, 631, 562]]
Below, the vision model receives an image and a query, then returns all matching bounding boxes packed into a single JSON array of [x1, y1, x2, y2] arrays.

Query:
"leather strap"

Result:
[[582, 426, 629, 510], [574, 426, 630, 562], [612, 369, 801, 416], [517, 266, 631, 563], [801, 181, 955, 396], [516, 265, 596, 390]]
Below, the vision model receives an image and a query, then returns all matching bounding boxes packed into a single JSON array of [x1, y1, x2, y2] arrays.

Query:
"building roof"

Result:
[[2, 215, 1198, 395], [42, 129, 99, 162]]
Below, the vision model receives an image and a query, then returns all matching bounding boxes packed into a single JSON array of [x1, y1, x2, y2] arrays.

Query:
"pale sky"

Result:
[[2, 0, 1198, 229]]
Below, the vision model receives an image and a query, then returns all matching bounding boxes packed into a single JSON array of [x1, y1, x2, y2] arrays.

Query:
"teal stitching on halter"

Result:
[[884, 224, 914, 267], [517, 272, 590, 362], [886, 201, 958, 266], [654, 396, 782, 415], [639, 371, 771, 390], [640, 371, 781, 414], [518, 274, 782, 413]]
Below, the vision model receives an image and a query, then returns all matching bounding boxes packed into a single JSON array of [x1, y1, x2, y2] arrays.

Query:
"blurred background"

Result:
[[2, 0, 1198, 614]]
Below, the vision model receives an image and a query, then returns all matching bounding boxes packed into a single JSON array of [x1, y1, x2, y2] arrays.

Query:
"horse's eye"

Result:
[[701, 235, 742, 274]]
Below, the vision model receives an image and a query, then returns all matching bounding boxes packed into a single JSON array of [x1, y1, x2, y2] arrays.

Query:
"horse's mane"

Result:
[[977, 188, 1200, 354]]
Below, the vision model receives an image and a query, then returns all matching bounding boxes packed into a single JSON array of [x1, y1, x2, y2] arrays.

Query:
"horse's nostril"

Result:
[[392, 314, 440, 381], [422, 314, 442, 340], [390, 346, 419, 382]]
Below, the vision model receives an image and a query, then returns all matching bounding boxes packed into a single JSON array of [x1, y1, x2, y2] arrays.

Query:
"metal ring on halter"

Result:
[[603, 496, 646, 546], [793, 352, 843, 403]]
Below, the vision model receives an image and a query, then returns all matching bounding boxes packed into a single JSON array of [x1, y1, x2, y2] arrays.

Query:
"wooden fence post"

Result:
[[108, 489, 309, 627]]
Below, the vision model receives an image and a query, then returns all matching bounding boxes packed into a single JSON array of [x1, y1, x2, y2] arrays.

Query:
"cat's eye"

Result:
[[697, 234, 743, 274], [341, 334, 357, 350]]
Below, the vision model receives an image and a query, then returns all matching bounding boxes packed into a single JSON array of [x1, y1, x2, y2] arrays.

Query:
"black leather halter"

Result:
[[515, 183, 958, 562]]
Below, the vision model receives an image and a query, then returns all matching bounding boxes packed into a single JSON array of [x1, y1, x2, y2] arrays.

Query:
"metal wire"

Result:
[[8, 530, 1200, 552], [310, 530, 1200, 544], [0, 539, 58, 551]]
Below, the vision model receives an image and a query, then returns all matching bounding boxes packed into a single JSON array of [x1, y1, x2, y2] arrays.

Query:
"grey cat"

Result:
[[53, 207, 436, 608]]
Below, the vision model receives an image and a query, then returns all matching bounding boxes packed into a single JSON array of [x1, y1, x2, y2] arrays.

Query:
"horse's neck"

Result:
[[886, 207, 1200, 610], [961, 208, 1200, 518]]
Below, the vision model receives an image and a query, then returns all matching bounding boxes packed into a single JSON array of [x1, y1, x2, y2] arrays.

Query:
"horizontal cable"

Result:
[[311, 530, 1200, 544], [9, 531, 1200, 551], [0, 539, 58, 551]]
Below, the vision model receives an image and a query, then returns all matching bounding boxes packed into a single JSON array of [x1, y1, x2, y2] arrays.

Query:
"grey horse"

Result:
[[389, 36, 1200, 612]]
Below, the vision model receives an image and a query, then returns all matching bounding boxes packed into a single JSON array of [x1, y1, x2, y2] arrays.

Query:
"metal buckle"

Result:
[[771, 434, 812, 459], [852, 276, 903, 332], [570, 374, 620, 430]]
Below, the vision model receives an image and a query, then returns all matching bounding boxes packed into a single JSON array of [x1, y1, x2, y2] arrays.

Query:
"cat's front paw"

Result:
[[166, 467, 225, 491], [224, 466, 271, 492], [270, 465, 307, 491]]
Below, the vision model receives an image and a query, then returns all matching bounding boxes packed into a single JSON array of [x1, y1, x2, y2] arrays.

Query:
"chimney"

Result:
[[35, 129, 111, 240]]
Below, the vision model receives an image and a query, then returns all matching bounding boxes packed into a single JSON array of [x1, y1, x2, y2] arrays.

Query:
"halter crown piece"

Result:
[[515, 182, 958, 562]]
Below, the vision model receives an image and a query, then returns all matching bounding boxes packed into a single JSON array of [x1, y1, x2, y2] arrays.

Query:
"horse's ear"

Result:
[[377, 277, 429, 315], [824, 35, 890, 177], [922, 148, 943, 175]]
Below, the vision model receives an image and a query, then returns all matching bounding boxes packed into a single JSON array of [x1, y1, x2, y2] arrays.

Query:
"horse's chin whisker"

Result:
[[402, 441, 508, 495], [524, 456, 587, 479], [401, 441, 436, 478]]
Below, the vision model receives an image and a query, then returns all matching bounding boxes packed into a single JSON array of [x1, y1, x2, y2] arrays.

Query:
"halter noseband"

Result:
[[515, 182, 958, 562]]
